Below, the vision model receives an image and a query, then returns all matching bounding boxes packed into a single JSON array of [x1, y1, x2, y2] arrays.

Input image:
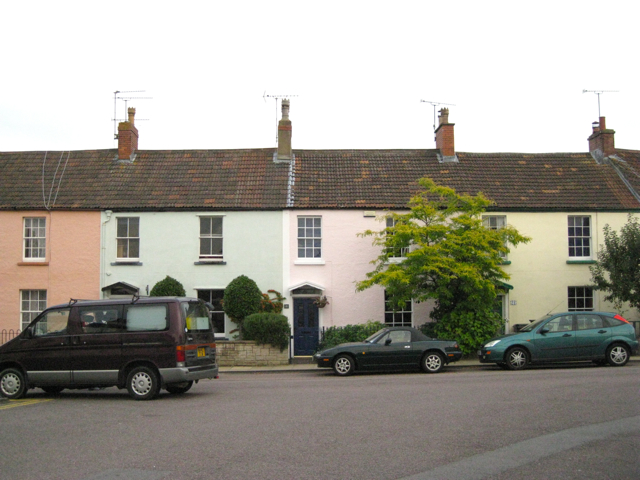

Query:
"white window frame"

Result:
[[197, 289, 226, 337], [23, 217, 46, 261], [386, 216, 409, 260], [116, 217, 140, 260], [199, 216, 224, 260], [297, 216, 322, 260], [21, 290, 47, 330], [483, 215, 507, 259], [568, 216, 592, 259], [568, 286, 594, 311], [384, 291, 413, 327]]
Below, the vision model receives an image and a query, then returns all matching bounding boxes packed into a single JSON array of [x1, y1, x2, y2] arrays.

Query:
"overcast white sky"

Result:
[[1, 1, 638, 154]]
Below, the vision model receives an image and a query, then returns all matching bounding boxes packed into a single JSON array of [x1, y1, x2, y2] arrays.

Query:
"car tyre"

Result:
[[126, 366, 160, 400], [41, 386, 64, 395], [333, 354, 355, 376], [505, 347, 529, 370], [606, 344, 630, 367], [0, 368, 27, 399], [421, 351, 445, 373], [166, 381, 194, 394]]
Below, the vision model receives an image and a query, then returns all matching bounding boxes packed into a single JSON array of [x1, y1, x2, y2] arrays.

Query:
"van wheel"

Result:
[[126, 366, 160, 400], [0, 368, 27, 399], [166, 381, 193, 394]]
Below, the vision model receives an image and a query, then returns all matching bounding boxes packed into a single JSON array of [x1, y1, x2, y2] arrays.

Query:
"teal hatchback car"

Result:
[[478, 312, 638, 370]]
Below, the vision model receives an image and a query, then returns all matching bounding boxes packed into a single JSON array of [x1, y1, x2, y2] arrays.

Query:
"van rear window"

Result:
[[125, 304, 169, 331], [181, 301, 213, 332]]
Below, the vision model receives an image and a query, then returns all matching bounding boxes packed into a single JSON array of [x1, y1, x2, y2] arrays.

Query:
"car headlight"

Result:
[[484, 340, 501, 348]]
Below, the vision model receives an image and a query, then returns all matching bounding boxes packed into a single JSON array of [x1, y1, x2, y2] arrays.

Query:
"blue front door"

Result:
[[293, 298, 319, 356]]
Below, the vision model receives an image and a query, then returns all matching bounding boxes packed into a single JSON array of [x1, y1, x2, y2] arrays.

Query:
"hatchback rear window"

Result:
[[181, 301, 212, 332]]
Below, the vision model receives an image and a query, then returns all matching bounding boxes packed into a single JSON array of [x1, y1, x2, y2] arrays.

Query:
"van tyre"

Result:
[[0, 368, 27, 399], [166, 381, 193, 394], [126, 366, 160, 400], [606, 344, 630, 367]]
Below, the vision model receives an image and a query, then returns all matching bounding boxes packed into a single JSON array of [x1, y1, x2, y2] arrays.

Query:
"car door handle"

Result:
[[404, 346, 411, 349], [562, 334, 572, 337], [598, 330, 607, 334]]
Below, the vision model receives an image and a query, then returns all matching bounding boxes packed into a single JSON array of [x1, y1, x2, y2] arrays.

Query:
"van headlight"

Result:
[[484, 340, 501, 348]]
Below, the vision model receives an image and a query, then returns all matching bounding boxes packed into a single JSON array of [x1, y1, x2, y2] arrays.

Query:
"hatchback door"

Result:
[[181, 300, 216, 367], [574, 314, 610, 358], [532, 314, 577, 360]]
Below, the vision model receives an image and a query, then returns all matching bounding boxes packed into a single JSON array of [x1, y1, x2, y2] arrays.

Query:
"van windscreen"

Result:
[[182, 301, 213, 332]]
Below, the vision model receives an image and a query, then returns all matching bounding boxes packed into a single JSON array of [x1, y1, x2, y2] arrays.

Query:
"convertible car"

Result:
[[313, 327, 462, 376]]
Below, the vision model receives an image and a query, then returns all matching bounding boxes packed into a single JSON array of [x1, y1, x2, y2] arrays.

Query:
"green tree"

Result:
[[223, 275, 263, 330], [149, 275, 186, 297], [356, 177, 531, 354], [590, 214, 640, 311]]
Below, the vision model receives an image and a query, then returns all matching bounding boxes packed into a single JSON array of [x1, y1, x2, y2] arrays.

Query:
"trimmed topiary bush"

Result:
[[242, 313, 291, 352], [317, 320, 384, 351], [223, 275, 262, 329], [149, 275, 186, 297]]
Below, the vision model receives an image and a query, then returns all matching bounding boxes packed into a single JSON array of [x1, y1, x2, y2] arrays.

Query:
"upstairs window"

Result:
[[23, 217, 46, 261], [385, 216, 409, 258], [117, 217, 140, 260], [568, 216, 591, 259], [483, 215, 507, 259], [200, 217, 223, 259], [384, 291, 412, 327], [297, 216, 322, 259]]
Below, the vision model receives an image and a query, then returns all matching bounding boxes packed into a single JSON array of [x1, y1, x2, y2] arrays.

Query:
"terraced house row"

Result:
[[2, 101, 639, 357]]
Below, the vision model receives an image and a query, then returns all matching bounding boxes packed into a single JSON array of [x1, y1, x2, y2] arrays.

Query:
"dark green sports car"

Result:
[[313, 327, 463, 376]]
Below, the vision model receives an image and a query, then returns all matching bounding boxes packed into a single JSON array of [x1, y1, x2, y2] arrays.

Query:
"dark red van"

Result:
[[0, 297, 218, 400]]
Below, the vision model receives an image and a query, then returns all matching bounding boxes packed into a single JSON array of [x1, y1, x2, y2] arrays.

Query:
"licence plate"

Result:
[[197, 347, 206, 357]]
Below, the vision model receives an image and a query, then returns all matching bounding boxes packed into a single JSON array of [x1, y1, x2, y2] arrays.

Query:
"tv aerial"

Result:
[[263, 91, 298, 145], [582, 90, 618, 118], [112, 90, 152, 140], [421, 99, 456, 143]]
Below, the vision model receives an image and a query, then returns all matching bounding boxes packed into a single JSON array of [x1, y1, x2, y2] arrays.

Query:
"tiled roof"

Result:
[[2, 147, 640, 212], [292, 149, 640, 211], [0, 149, 290, 210]]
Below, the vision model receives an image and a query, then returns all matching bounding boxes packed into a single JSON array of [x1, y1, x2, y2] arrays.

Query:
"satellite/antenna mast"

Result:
[[420, 99, 456, 143], [263, 91, 298, 145], [582, 89, 618, 118], [112, 90, 152, 140]]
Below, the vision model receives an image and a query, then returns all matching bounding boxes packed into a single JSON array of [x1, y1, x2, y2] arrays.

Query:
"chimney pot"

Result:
[[588, 116, 615, 157]]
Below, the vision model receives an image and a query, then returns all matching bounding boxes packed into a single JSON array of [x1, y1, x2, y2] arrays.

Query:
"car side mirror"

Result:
[[24, 328, 33, 339], [539, 328, 549, 334], [385, 338, 392, 346]]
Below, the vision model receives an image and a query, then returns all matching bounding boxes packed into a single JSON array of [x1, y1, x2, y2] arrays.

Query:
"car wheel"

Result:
[[421, 351, 445, 373], [126, 366, 160, 400], [41, 386, 64, 395], [333, 354, 355, 376], [0, 368, 27, 399], [606, 344, 630, 367], [505, 347, 529, 370], [166, 381, 193, 394]]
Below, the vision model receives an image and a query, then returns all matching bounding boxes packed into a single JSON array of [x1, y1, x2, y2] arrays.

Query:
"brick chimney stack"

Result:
[[277, 99, 292, 160], [435, 108, 455, 157], [118, 107, 139, 160], [588, 116, 615, 157]]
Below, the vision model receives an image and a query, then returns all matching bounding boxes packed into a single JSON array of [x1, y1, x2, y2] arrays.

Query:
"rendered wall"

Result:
[[0, 211, 101, 335]]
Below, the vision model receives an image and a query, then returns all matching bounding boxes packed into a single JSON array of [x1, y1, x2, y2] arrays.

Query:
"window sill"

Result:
[[18, 261, 49, 266], [566, 260, 596, 264], [111, 261, 143, 266], [194, 260, 227, 265], [295, 259, 325, 266]]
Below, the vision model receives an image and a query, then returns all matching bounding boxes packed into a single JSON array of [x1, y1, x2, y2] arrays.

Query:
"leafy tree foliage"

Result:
[[357, 178, 531, 353], [223, 275, 263, 328], [590, 215, 640, 311], [149, 275, 186, 297]]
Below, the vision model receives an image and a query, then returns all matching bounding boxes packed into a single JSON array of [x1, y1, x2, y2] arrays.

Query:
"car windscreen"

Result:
[[518, 316, 550, 332], [181, 301, 213, 332]]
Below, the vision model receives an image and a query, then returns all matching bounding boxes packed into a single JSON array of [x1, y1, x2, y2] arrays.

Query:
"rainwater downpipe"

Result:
[[101, 210, 113, 298]]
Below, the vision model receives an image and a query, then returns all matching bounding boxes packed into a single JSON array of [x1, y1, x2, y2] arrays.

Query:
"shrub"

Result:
[[317, 320, 384, 351], [149, 276, 186, 297], [427, 309, 502, 355], [242, 313, 290, 352], [223, 275, 263, 329], [260, 290, 286, 314]]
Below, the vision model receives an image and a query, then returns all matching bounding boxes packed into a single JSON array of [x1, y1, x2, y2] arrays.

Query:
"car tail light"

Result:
[[614, 314, 630, 324]]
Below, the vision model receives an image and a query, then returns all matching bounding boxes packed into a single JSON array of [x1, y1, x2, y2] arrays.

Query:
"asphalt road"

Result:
[[1, 363, 639, 480]]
